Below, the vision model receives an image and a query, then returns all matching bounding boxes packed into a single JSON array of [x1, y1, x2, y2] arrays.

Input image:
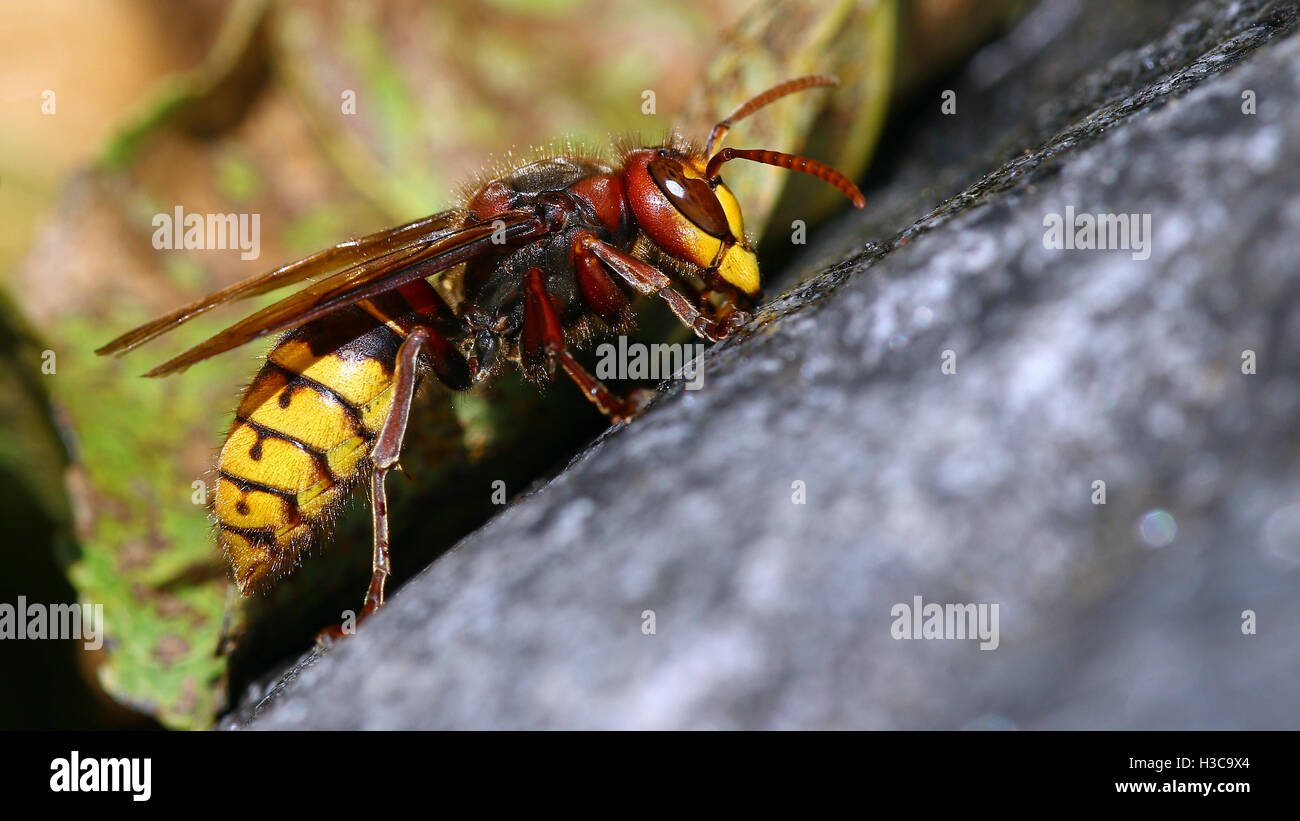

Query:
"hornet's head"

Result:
[[622, 148, 760, 296], [620, 75, 867, 299]]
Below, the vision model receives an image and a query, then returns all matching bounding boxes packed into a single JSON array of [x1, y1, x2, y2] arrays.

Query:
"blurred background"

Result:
[[0, 0, 1037, 729]]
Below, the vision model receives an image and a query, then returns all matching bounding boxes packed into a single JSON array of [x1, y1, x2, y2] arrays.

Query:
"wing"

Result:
[[139, 210, 548, 377], [96, 209, 466, 357]]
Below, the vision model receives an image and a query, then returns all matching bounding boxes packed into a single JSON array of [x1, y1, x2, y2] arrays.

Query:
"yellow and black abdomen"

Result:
[[214, 303, 407, 592]]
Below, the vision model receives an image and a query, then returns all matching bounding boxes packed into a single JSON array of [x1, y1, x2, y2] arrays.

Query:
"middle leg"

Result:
[[521, 266, 653, 423]]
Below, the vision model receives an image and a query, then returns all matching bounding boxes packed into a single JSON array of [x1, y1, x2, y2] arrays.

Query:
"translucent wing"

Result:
[[119, 210, 547, 377], [96, 209, 466, 357]]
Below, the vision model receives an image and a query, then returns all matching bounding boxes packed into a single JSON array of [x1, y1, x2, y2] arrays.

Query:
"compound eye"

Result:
[[647, 158, 732, 239]]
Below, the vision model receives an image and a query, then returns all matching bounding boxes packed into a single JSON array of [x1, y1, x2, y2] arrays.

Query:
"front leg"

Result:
[[576, 236, 750, 342]]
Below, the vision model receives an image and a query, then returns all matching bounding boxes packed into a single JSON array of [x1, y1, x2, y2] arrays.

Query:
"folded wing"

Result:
[[134, 211, 549, 377], [96, 209, 469, 358]]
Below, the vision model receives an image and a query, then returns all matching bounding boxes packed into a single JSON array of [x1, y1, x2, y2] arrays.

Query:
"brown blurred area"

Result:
[[0, 1, 230, 276], [0, 0, 230, 731]]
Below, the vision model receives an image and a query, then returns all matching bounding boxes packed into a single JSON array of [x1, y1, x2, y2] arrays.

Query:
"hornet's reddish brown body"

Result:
[[97, 76, 866, 637]]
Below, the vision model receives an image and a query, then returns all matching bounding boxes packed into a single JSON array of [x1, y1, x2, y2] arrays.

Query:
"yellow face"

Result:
[[710, 182, 761, 296], [625, 149, 761, 296]]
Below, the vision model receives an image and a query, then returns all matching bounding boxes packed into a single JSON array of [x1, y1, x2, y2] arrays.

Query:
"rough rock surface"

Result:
[[231, 0, 1300, 729]]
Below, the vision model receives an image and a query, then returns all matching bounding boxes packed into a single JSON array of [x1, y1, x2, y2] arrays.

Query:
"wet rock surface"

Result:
[[230, 0, 1300, 729]]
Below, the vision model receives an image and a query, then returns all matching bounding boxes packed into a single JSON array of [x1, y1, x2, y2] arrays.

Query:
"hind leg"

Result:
[[359, 325, 435, 617], [317, 324, 453, 643]]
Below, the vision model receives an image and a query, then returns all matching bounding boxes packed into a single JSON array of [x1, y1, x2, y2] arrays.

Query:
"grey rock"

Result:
[[232, 0, 1300, 729]]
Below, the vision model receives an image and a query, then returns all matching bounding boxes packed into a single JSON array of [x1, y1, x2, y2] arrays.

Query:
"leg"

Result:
[[363, 325, 432, 615], [317, 326, 432, 644], [577, 236, 749, 342], [360, 467, 393, 617], [521, 267, 653, 423], [571, 237, 629, 324]]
